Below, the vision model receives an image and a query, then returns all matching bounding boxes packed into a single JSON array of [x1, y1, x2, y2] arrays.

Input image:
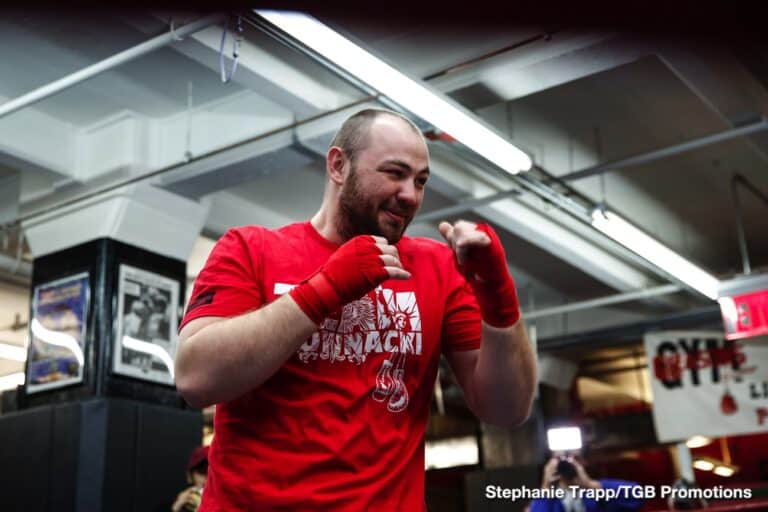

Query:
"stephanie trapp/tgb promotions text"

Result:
[[485, 485, 753, 502]]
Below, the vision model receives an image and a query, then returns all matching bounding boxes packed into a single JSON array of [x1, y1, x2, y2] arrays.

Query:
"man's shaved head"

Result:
[[329, 109, 424, 164]]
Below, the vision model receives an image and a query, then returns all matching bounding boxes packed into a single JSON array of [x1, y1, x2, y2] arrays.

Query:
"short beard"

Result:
[[336, 165, 409, 244]]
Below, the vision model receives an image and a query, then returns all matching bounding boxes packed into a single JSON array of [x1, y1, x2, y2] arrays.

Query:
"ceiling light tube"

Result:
[[591, 208, 720, 300], [255, 10, 532, 175]]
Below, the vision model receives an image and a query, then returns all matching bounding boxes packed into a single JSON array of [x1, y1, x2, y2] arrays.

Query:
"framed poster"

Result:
[[113, 264, 179, 385], [26, 272, 90, 394]]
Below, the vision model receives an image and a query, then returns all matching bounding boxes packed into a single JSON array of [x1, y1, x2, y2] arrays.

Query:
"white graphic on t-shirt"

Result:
[[370, 287, 420, 412], [276, 282, 422, 413], [372, 349, 409, 412], [294, 287, 422, 364]]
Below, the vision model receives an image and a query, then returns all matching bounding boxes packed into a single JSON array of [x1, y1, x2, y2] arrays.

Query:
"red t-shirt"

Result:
[[182, 222, 481, 511]]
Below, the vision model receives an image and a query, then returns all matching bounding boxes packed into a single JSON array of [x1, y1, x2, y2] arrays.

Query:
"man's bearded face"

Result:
[[337, 164, 417, 244]]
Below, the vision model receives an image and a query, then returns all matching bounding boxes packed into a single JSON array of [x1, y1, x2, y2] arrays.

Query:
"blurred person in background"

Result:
[[530, 455, 643, 512], [667, 478, 708, 510], [171, 446, 208, 512]]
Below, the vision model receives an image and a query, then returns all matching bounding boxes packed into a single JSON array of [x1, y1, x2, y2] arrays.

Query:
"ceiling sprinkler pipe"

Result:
[[0, 14, 225, 119], [560, 118, 768, 182]]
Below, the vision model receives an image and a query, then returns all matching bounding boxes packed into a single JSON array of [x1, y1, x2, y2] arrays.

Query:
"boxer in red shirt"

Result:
[[176, 109, 537, 511]]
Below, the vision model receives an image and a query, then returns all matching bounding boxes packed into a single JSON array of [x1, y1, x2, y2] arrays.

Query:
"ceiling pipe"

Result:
[[0, 12, 732, 319], [558, 118, 768, 182], [524, 283, 682, 320], [415, 189, 520, 223], [537, 305, 722, 351], [9, 96, 377, 228], [245, 11, 716, 301], [0, 14, 225, 120], [421, 29, 562, 81]]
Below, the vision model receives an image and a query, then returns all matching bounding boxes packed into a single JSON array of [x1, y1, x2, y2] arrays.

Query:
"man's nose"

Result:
[[397, 180, 420, 207]]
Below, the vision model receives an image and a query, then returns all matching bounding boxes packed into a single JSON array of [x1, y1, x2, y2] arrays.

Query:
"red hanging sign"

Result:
[[720, 289, 768, 340]]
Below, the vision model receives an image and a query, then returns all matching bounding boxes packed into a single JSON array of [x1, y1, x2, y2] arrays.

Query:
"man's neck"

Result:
[[311, 208, 344, 245]]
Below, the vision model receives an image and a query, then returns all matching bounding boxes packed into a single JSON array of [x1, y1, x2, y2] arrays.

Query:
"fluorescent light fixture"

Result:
[[713, 464, 736, 477], [686, 435, 713, 449], [591, 208, 720, 300], [0, 342, 27, 362], [122, 336, 175, 379], [255, 10, 532, 175], [718, 296, 739, 330], [547, 426, 582, 451], [0, 372, 24, 391], [31, 318, 84, 367], [692, 458, 715, 471], [425, 436, 479, 470]]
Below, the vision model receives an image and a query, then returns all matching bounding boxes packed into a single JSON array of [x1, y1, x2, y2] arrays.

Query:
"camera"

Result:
[[556, 457, 578, 481]]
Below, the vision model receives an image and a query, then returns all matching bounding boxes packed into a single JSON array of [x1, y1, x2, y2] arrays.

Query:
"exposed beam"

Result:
[[185, 25, 347, 114], [415, 189, 519, 222], [659, 43, 768, 163], [0, 15, 224, 119], [158, 98, 379, 197], [432, 33, 653, 105], [124, 13, 354, 118], [538, 306, 722, 351], [12, 97, 378, 226], [0, 94, 76, 177], [422, 149, 655, 293], [559, 118, 768, 182], [524, 284, 682, 320], [203, 191, 294, 235]]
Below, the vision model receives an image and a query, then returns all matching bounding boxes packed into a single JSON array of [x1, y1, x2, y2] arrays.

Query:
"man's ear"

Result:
[[327, 146, 347, 185]]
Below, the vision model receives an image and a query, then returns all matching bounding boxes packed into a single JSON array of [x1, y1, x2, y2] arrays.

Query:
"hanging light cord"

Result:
[[219, 15, 243, 83]]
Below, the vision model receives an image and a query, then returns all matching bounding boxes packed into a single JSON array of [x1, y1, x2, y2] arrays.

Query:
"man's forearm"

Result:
[[439, 221, 535, 426], [175, 295, 317, 408], [472, 320, 537, 426]]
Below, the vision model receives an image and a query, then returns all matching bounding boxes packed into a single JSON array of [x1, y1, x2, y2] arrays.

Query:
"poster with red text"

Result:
[[645, 331, 768, 442]]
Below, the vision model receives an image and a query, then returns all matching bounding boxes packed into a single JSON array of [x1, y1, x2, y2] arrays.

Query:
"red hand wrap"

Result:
[[290, 235, 389, 324], [460, 224, 521, 328]]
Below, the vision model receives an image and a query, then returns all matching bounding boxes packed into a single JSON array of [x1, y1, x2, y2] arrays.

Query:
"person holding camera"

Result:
[[530, 456, 643, 512], [170, 446, 209, 512]]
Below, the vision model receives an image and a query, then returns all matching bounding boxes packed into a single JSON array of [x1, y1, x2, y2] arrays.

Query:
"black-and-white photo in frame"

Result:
[[114, 264, 179, 385]]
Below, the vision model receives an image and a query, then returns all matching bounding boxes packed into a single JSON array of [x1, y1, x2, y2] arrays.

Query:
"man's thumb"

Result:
[[438, 221, 453, 241]]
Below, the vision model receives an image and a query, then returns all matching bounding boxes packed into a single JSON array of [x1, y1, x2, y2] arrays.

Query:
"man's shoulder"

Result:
[[206, 223, 307, 260], [221, 222, 307, 242]]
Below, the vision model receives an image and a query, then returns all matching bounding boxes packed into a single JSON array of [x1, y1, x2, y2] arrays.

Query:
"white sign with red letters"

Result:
[[645, 331, 768, 442]]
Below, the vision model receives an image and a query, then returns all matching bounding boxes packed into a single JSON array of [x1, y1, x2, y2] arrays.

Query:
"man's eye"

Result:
[[385, 169, 403, 177], [416, 178, 428, 187]]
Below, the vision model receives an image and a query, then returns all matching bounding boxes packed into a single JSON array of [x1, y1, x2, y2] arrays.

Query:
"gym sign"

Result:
[[644, 331, 768, 442]]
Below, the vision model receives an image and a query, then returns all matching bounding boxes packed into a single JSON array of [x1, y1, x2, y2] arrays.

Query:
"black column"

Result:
[[0, 398, 202, 511], [0, 238, 203, 511]]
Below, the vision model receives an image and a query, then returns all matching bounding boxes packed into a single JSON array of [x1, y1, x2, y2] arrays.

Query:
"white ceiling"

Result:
[[0, 8, 766, 381]]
